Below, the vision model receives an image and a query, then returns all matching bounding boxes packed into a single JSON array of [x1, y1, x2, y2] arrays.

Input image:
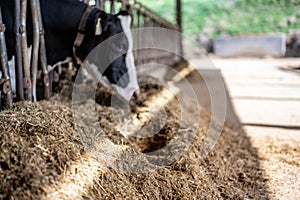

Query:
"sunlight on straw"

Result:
[[117, 84, 180, 137], [116, 64, 194, 137], [171, 64, 195, 83], [44, 153, 107, 199], [44, 64, 196, 198]]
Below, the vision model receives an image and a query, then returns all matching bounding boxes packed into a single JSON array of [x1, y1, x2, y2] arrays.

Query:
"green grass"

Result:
[[139, 0, 300, 37]]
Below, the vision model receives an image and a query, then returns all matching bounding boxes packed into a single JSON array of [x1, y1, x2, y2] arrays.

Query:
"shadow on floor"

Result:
[[171, 61, 271, 199]]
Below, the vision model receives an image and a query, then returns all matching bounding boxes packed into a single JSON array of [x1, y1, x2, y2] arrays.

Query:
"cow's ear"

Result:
[[102, 22, 112, 33], [97, 10, 108, 20]]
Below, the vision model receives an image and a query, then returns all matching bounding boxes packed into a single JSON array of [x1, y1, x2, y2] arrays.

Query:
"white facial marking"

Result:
[[112, 15, 139, 101]]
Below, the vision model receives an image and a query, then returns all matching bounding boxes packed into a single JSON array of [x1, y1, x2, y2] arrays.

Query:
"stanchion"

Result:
[[30, 0, 40, 102], [14, 0, 25, 101], [0, 5, 13, 108], [36, 0, 50, 99], [21, 0, 32, 101]]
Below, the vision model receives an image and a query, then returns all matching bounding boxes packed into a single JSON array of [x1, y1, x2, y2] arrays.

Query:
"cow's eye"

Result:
[[118, 44, 127, 52]]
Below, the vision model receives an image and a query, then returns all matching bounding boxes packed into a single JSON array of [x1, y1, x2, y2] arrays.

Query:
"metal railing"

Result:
[[0, 0, 50, 108], [0, 0, 183, 108], [0, 5, 13, 108], [87, 0, 183, 67]]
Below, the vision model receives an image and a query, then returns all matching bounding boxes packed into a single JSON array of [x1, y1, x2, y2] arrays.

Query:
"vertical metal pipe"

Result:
[[14, 0, 25, 101], [21, 0, 32, 101], [0, 14, 8, 80], [121, 0, 127, 10], [99, 0, 104, 10], [176, 0, 182, 32], [136, 10, 140, 67], [30, 0, 40, 102], [36, 0, 50, 99], [95, 0, 99, 9], [176, 0, 183, 57], [0, 6, 13, 108], [137, 10, 140, 27], [110, 0, 115, 14]]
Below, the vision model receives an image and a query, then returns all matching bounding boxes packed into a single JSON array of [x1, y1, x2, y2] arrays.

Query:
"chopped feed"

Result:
[[0, 74, 278, 199]]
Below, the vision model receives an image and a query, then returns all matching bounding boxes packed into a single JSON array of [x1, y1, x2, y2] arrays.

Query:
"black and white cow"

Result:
[[0, 0, 139, 101]]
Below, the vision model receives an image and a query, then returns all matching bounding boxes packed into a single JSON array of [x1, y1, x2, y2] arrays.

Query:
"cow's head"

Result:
[[76, 9, 139, 101]]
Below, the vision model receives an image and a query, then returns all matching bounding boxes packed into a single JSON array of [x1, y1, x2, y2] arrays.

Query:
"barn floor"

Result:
[[181, 57, 300, 199]]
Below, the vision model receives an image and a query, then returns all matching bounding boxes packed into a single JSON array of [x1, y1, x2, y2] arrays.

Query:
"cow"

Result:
[[0, 0, 139, 102]]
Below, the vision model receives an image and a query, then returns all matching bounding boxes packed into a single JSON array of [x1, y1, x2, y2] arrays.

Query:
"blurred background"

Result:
[[140, 0, 300, 57]]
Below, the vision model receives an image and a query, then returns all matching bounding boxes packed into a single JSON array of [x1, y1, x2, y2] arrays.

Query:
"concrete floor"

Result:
[[211, 57, 300, 129], [179, 57, 300, 129], [189, 57, 300, 199]]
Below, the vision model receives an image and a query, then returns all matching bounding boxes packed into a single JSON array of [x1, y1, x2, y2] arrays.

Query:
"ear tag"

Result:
[[95, 18, 102, 36]]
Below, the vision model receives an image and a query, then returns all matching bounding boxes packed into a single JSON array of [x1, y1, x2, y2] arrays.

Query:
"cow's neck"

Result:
[[40, 0, 88, 65]]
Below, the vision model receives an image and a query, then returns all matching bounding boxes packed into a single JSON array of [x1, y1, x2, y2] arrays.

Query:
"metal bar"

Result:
[[137, 10, 140, 27], [30, 0, 40, 102], [14, 0, 25, 101], [21, 0, 32, 101], [105, 0, 179, 30], [0, 15, 8, 80], [131, 1, 179, 31], [136, 10, 140, 66], [99, 0, 104, 10], [176, 0, 182, 32], [110, 0, 115, 14], [121, 0, 126, 10], [176, 0, 183, 57], [36, 0, 50, 99], [0, 5, 13, 108], [95, 0, 100, 9]]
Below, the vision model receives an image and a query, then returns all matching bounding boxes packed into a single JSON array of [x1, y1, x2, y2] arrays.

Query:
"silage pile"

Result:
[[0, 77, 270, 199]]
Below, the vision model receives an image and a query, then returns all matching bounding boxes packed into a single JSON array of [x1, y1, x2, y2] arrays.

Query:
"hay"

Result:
[[246, 129, 300, 199], [0, 74, 275, 199], [0, 101, 84, 199]]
